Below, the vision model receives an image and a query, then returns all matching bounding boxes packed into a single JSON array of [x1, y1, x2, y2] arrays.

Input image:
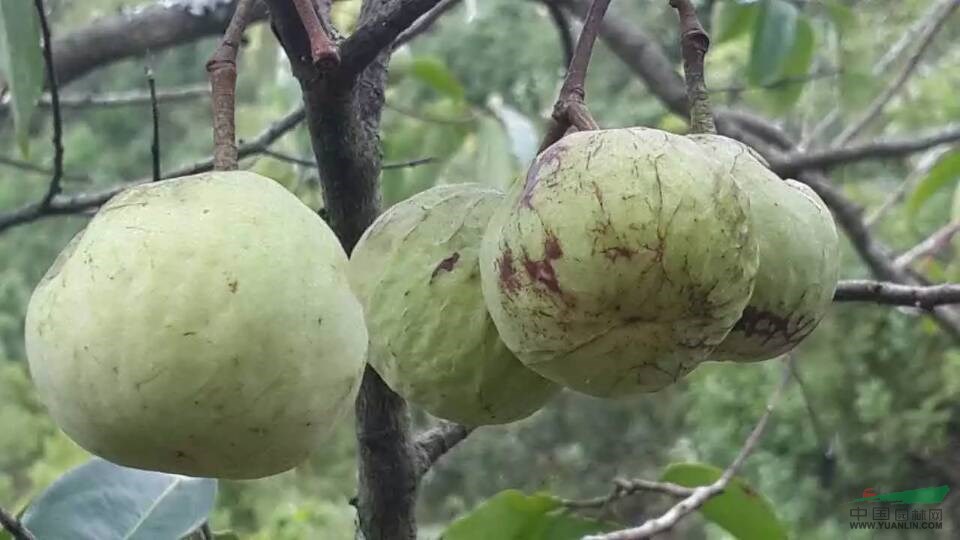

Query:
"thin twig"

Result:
[[34, 0, 64, 208], [146, 66, 161, 182], [769, 124, 960, 177], [894, 222, 960, 270], [261, 148, 437, 170], [0, 156, 90, 183], [562, 479, 695, 510], [834, 280, 960, 308], [206, 0, 258, 171], [585, 359, 793, 540], [0, 505, 36, 540], [40, 86, 209, 109], [393, 0, 463, 49], [670, 0, 715, 134], [831, 0, 960, 146], [0, 106, 306, 234], [539, 0, 612, 152]]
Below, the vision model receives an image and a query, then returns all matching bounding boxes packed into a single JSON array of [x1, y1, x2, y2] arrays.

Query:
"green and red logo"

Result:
[[851, 486, 950, 505]]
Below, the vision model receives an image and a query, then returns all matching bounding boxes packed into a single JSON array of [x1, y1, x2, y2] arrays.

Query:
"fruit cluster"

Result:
[[24, 127, 838, 479]]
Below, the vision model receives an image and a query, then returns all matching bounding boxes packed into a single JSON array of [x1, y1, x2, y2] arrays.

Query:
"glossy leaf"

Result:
[[748, 0, 799, 86], [764, 15, 815, 111], [662, 463, 786, 540], [21, 458, 217, 540], [0, 0, 44, 156], [441, 489, 616, 540], [908, 150, 960, 217], [712, 0, 760, 43]]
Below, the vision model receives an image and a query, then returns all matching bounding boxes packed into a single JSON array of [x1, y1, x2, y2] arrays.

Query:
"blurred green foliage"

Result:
[[1, 0, 959, 537]]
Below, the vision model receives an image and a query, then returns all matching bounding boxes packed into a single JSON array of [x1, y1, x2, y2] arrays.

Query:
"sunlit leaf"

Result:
[[441, 489, 617, 540], [748, 0, 798, 86], [662, 463, 786, 540], [908, 150, 960, 218], [0, 0, 45, 156], [21, 458, 217, 540], [712, 0, 760, 44]]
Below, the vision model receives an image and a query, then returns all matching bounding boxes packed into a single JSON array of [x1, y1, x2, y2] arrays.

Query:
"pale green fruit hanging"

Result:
[[690, 134, 840, 362], [480, 128, 759, 398], [25, 171, 366, 479], [350, 184, 558, 426]]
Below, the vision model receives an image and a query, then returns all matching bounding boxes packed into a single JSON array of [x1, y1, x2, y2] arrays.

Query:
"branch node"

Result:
[[291, 0, 341, 71]]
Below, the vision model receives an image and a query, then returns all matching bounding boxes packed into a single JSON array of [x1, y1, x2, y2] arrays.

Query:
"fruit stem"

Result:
[[669, 0, 717, 135], [206, 0, 258, 171], [538, 0, 613, 153]]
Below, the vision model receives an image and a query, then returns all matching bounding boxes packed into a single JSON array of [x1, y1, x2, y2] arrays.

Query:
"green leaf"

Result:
[[487, 100, 539, 166], [661, 463, 787, 540], [441, 490, 617, 540], [21, 458, 217, 540], [0, 0, 44, 156], [409, 57, 466, 101], [908, 151, 960, 218], [712, 0, 760, 43], [748, 0, 799, 86], [764, 15, 815, 111]]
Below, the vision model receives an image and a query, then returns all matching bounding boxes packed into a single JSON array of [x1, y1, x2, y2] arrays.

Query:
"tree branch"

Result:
[[831, 0, 960, 146], [393, 0, 463, 50], [291, 0, 340, 69], [894, 221, 960, 270], [413, 421, 473, 477], [339, 0, 446, 78], [207, 0, 258, 171], [0, 106, 305, 234], [539, 0, 612, 152], [146, 67, 161, 182], [0, 156, 90, 183], [770, 125, 960, 177], [585, 359, 793, 540], [35, 0, 64, 209], [0, 505, 35, 540], [562, 479, 695, 510], [39, 86, 209, 109], [42, 0, 267, 93], [541, 0, 576, 67], [834, 280, 960, 308]]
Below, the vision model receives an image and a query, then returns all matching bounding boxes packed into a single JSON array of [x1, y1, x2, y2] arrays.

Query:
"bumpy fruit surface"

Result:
[[25, 171, 366, 479], [480, 128, 759, 398], [350, 184, 558, 426], [691, 134, 840, 361]]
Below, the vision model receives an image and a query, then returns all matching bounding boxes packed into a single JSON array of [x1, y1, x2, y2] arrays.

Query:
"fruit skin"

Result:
[[690, 134, 840, 361], [350, 184, 558, 426], [480, 128, 759, 398], [25, 171, 366, 479]]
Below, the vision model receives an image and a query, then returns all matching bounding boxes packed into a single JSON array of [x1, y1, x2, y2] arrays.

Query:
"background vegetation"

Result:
[[2, 0, 960, 537]]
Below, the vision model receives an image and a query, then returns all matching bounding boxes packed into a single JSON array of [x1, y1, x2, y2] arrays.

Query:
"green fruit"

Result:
[[691, 134, 840, 361], [350, 184, 558, 426], [480, 128, 759, 398], [25, 171, 366, 479]]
